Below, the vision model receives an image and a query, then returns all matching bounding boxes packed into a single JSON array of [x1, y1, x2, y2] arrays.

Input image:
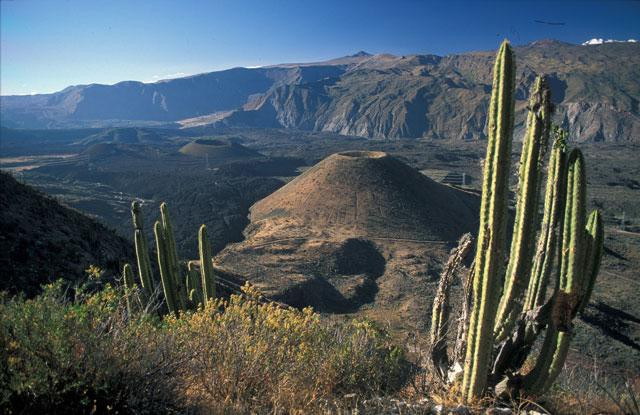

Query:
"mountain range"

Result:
[[2, 40, 639, 142]]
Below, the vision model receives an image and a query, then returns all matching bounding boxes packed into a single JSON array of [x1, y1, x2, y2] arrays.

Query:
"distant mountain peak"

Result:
[[527, 38, 573, 47], [350, 51, 372, 57]]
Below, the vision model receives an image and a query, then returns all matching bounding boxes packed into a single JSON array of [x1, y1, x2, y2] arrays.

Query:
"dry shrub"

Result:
[[0, 281, 186, 414], [541, 358, 640, 415], [169, 284, 409, 414], [1, 282, 409, 414]]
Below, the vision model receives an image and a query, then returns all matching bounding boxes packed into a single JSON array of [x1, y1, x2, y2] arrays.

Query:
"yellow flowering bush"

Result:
[[169, 283, 409, 413], [1, 281, 409, 414]]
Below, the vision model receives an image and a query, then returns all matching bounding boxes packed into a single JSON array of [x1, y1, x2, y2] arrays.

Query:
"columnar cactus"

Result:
[[494, 75, 551, 342], [523, 149, 587, 394], [577, 210, 604, 313], [186, 260, 203, 306], [198, 224, 216, 303], [154, 220, 179, 314], [131, 201, 154, 297], [434, 40, 604, 402], [127, 202, 217, 314], [523, 132, 567, 313], [462, 39, 515, 401]]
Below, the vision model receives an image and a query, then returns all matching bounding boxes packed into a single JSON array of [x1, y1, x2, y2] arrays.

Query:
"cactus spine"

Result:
[[577, 210, 604, 313], [131, 201, 154, 297], [159, 203, 188, 310], [523, 133, 567, 312], [155, 220, 179, 314], [494, 75, 551, 341], [523, 149, 587, 394], [198, 224, 216, 303], [431, 39, 605, 401], [462, 39, 515, 401]]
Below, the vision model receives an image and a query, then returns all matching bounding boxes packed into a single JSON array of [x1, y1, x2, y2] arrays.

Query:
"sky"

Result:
[[1, 0, 639, 95]]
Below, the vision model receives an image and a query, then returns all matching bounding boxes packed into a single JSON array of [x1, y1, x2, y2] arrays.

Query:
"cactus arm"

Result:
[[577, 210, 604, 313], [494, 75, 551, 341], [187, 260, 203, 306], [159, 203, 188, 310], [198, 224, 216, 303], [123, 263, 135, 316], [154, 220, 178, 314], [523, 134, 567, 312], [131, 201, 155, 297], [523, 149, 586, 395], [462, 39, 515, 402]]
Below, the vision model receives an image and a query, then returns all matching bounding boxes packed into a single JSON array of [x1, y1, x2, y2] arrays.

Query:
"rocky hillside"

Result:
[[0, 172, 132, 296], [220, 40, 640, 142], [0, 65, 353, 128], [2, 41, 638, 141]]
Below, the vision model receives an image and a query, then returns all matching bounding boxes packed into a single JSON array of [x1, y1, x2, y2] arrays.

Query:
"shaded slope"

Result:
[[0, 172, 132, 296]]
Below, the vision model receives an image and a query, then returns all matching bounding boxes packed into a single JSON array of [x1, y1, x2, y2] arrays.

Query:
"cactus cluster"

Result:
[[122, 201, 217, 314], [430, 40, 604, 402]]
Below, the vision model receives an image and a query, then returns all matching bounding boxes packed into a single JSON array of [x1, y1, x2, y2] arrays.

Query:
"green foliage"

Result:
[[0, 282, 183, 414], [166, 283, 409, 413], [1, 281, 409, 414]]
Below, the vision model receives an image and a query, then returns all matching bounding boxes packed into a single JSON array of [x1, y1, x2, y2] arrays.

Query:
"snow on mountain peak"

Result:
[[582, 38, 637, 45]]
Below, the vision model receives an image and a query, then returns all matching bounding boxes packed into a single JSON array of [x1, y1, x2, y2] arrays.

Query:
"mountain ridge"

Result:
[[2, 40, 638, 142]]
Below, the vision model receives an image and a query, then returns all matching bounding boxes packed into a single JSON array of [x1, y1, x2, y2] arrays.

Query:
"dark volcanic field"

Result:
[[1, 126, 639, 384]]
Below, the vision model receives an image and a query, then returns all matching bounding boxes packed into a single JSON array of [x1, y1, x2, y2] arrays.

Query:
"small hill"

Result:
[[80, 142, 135, 158], [215, 152, 479, 331], [250, 151, 478, 241], [0, 172, 132, 296], [77, 127, 165, 145], [179, 138, 264, 162]]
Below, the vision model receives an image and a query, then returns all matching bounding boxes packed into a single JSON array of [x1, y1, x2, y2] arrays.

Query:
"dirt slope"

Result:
[[215, 151, 479, 331]]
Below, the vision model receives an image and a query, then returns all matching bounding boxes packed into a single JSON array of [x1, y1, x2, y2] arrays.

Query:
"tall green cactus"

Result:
[[186, 260, 203, 306], [123, 263, 136, 316], [198, 224, 216, 303], [450, 40, 605, 402], [130, 201, 217, 314], [523, 132, 567, 312], [131, 201, 154, 297], [155, 220, 179, 314], [494, 75, 551, 341], [523, 149, 587, 394], [577, 210, 604, 313], [159, 203, 188, 310], [462, 39, 515, 401]]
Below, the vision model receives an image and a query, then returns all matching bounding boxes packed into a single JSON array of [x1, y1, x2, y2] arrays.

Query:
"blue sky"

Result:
[[1, 0, 638, 95]]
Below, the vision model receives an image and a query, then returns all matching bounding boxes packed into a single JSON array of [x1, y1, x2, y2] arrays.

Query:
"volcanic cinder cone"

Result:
[[215, 151, 479, 331], [179, 138, 263, 162]]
